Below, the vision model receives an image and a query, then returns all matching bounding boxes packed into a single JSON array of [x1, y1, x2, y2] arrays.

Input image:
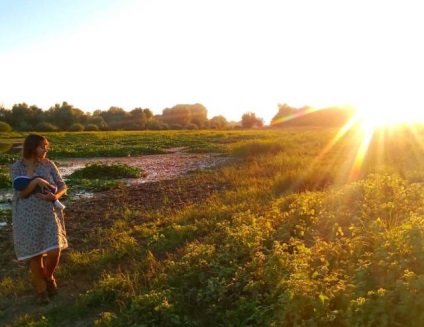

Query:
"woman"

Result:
[[11, 134, 68, 305]]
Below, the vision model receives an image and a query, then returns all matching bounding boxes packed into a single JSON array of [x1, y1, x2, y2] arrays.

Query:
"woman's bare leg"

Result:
[[29, 255, 46, 293], [44, 248, 61, 281]]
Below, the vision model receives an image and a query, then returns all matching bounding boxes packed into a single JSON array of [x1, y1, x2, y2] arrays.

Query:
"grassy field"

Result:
[[1, 127, 424, 326]]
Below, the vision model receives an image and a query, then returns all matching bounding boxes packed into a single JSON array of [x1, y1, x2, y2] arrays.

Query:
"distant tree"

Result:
[[0, 107, 12, 124], [160, 103, 208, 129], [271, 104, 355, 127], [143, 108, 154, 121], [45, 102, 85, 131], [10, 103, 44, 130], [161, 105, 191, 126], [130, 108, 152, 130], [241, 112, 263, 128], [0, 121, 12, 132], [209, 115, 229, 129], [189, 103, 208, 128], [100, 107, 130, 130], [270, 103, 299, 127]]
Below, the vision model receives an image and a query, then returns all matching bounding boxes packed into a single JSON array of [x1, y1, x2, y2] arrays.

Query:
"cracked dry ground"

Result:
[[0, 172, 232, 326]]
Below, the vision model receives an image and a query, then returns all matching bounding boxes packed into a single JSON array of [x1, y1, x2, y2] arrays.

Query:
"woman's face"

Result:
[[36, 141, 49, 160]]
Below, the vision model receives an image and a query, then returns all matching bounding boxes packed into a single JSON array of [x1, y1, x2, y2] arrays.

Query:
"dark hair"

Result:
[[23, 134, 49, 159]]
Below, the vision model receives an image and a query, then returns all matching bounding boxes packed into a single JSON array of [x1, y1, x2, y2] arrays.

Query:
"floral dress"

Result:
[[11, 159, 68, 261]]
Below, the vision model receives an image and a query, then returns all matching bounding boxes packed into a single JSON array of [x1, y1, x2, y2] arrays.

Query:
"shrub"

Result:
[[0, 173, 10, 188], [170, 124, 183, 130], [84, 124, 100, 131], [17, 121, 31, 131], [125, 124, 144, 131], [0, 142, 12, 154], [68, 163, 142, 179], [184, 123, 198, 130], [36, 122, 59, 132], [0, 121, 12, 132], [147, 121, 165, 130], [69, 123, 84, 132]]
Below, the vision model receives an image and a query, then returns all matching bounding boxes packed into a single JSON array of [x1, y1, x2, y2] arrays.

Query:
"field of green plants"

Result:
[[1, 126, 424, 326]]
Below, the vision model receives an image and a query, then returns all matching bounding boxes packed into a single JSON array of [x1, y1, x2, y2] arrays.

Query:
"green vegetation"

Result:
[[68, 163, 142, 180], [0, 130, 258, 159], [66, 163, 144, 193], [0, 165, 10, 189], [1, 127, 424, 326]]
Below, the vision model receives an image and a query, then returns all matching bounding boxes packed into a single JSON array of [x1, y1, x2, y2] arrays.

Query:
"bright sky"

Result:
[[0, 0, 423, 124]]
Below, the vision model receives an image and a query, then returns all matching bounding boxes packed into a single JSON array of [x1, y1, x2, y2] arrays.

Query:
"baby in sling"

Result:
[[13, 176, 66, 210]]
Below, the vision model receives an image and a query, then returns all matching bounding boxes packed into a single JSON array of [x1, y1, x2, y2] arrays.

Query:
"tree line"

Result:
[[270, 103, 356, 128], [0, 102, 267, 132], [0, 101, 354, 133]]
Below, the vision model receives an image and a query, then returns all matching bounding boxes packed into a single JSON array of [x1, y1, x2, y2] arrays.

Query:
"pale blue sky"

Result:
[[1, 0, 423, 123], [0, 0, 123, 51]]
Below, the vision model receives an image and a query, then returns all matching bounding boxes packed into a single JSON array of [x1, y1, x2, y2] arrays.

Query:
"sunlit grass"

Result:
[[2, 127, 424, 325]]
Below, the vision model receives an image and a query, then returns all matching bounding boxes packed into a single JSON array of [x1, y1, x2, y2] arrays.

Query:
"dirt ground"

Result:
[[0, 151, 234, 325]]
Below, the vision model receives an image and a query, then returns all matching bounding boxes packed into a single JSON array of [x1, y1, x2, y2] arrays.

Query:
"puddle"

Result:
[[0, 202, 11, 210], [70, 191, 95, 200]]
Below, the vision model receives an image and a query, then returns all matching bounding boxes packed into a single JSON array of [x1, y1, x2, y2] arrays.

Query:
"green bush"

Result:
[[184, 123, 198, 130], [68, 163, 142, 179], [36, 122, 59, 132], [0, 121, 12, 132], [84, 124, 100, 131], [0, 173, 10, 189], [69, 123, 84, 132], [0, 142, 12, 154]]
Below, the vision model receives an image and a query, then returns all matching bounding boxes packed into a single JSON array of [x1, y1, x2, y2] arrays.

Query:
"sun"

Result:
[[353, 100, 424, 129], [312, 99, 424, 184]]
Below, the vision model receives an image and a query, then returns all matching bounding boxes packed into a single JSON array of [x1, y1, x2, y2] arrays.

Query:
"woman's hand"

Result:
[[36, 191, 57, 201], [36, 177, 53, 194]]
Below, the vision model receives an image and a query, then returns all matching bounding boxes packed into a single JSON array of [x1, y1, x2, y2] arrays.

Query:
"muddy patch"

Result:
[[0, 150, 231, 215], [57, 151, 230, 184]]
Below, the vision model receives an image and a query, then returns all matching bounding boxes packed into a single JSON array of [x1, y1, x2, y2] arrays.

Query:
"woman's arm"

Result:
[[19, 177, 51, 198], [50, 160, 67, 197], [37, 186, 66, 202], [36, 162, 67, 202]]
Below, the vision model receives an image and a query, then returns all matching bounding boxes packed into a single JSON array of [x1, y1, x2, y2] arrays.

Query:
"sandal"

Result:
[[45, 278, 58, 297], [36, 290, 50, 305]]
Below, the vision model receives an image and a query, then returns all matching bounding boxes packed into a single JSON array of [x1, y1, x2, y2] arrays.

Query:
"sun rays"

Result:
[[292, 106, 424, 187]]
